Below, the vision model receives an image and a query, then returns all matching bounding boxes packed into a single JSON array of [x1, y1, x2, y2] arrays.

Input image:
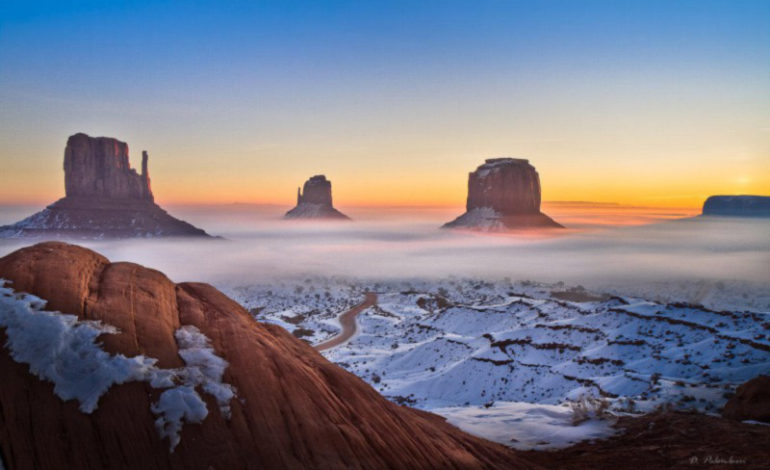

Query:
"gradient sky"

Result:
[[1, 0, 768, 207]]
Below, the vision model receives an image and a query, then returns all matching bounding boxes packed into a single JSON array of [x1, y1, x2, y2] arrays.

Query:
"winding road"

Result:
[[315, 292, 377, 351]]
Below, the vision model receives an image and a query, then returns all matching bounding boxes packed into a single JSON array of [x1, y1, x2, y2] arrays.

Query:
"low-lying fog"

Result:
[[1, 203, 768, 310]]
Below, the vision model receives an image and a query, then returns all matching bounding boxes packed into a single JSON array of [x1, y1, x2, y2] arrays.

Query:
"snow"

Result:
[[237, 276, 770, 449], [445, 207, 505, 231], [474, 158, 529, 178], [174, 325, 237, 418], [285, 203, 326, 218], [0, 283, 155, 412], [151, 386, 208, 450], [0, 282, 238, 451], [434, 401, 616, 450]]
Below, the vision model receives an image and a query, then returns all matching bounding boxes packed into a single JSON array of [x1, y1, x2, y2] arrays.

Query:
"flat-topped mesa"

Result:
[[64, 133, 153, 201], [702, 195, 770, 218], [285, 175, 350, 220], [444, 157, 563, 230]]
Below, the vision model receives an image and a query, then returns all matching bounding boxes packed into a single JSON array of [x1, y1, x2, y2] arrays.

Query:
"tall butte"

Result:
[[443, 158, 563, 230], [0, 133, 211, 238], [284, 175, 350, 220]]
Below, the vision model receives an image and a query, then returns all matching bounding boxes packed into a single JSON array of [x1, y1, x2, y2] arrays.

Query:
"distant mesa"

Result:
[[284, 175, 350, 220], [443, 158, 563, 230], [701, 195, 770, 218], [0, 133, 211, 239]]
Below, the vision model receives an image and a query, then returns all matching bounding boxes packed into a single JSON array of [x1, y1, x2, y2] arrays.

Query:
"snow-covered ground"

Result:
[[230, 277, 770, 449]]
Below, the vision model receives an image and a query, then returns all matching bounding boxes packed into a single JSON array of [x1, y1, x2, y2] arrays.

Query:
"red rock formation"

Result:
[[285, 175, 350, 220], [64, 133, 153, 201], [0, 242, 536, 470], [444, 158, 562, 230], [466, 158, 540, 215], [0, 133, 210, 238], [722, 375, 770, 423]]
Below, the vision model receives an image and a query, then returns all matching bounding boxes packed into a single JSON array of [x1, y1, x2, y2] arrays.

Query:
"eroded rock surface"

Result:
[[0, 242, 535, 470]]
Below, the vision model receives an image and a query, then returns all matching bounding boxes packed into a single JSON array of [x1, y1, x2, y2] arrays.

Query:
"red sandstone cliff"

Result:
[[444, 158, 562, 230]]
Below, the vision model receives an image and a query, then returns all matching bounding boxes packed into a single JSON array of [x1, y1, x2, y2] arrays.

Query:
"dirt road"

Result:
[[315, 293, 377, 351]]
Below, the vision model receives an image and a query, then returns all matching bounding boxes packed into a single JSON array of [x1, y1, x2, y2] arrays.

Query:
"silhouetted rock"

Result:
[[64, 133, 153, 201], [285, 175, 350, 220], [444, 158, 562, 230], [0, 133, 211, 238], [702, 195, 770, 218], [0, 242, 535, 470], [722, 375, 770, 423]]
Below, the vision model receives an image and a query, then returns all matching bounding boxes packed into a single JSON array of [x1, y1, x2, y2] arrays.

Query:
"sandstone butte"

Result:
[[0, 133, 211, 239], [444, 158, 562, 230], [0, 242, 536, 470], [284, 175, 350, 220]]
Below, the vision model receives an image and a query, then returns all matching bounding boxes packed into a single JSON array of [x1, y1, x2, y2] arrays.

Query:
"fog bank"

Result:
[[1, 204, 767, 310]]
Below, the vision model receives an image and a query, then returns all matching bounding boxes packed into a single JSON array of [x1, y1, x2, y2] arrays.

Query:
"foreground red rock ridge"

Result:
[[0, 242, 535, 470]]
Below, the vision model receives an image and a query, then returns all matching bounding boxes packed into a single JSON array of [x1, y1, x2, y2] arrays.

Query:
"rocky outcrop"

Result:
[[0, 133, 211, 238], [0, 242, 535, 470], [444, 158, 562, 230], [522, 411, 770, 470], [722, 375, 770, 423], [702, 195, 770, 218], [64, 133, 153, 201], [285, 175, 350, 220]]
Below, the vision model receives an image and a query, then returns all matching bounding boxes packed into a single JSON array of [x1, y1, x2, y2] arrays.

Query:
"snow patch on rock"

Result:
[[0, 282, 237, 451]]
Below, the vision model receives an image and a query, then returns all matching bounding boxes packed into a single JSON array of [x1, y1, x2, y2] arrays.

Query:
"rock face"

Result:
[[0, 133, 210, 238], [284, 175, 350, 220], [443, 158, 562, 230], [64, 133, 153, 201], [722, 375, 770, 423], [702, 195, 770, 218], [0, 242, 535, 470]]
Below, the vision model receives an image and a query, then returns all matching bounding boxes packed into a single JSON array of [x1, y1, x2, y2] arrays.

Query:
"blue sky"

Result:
[[1, 1, 768, 205]]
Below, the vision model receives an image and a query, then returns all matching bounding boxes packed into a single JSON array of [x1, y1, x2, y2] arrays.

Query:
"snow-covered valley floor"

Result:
[[225, 278, 770, 449]]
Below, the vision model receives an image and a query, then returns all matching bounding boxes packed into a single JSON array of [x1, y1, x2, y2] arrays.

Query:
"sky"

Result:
[[0, 0, 768, 208]]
